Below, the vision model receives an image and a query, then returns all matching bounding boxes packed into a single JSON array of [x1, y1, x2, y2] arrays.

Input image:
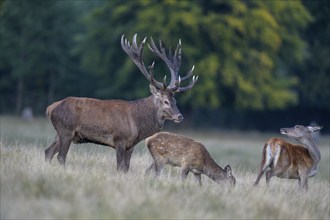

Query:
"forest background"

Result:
[[1, 0, 329, 132]]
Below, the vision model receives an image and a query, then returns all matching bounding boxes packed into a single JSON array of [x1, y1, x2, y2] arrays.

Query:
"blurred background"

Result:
[[1, 0, 329, 132]]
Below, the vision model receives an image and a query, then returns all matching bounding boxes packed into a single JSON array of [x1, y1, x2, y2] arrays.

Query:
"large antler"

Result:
[[148, 37, 198, 93], [121, 34, 165, 90]]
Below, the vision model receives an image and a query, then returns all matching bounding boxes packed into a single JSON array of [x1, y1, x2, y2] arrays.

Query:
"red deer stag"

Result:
[[145, 132, 236, 186], [45, 34, 198, 173], [254, 125, 323, 190]]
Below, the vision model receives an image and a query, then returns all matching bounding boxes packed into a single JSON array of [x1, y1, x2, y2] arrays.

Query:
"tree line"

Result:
[[1, 0, 329, 131]]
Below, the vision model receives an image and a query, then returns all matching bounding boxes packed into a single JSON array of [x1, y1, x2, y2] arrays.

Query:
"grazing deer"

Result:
[[253, 125, 323, 190], [45, 34, 198, 173], [145, 132, 236, 186]]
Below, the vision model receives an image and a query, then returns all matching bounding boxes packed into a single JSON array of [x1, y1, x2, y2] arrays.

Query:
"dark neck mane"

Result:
[[129, 95, 163, 141]]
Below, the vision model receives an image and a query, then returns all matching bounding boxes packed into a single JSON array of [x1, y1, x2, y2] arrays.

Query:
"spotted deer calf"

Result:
[[254, 125, 323, 190], [145, 132, 236, 186]]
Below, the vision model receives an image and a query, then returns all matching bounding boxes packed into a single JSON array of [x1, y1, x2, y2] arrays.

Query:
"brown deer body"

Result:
[[45, 34, 198, 173], [145, 132, 236, 186], [254, 125, 322, 190]]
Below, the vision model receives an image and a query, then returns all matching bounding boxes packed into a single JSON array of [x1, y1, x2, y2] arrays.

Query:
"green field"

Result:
[[1, 116, 329, 219]]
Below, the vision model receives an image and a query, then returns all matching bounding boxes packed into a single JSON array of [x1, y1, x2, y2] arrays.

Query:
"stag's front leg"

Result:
[[116, 145, 128, 173], [124, 147, 134, 171]]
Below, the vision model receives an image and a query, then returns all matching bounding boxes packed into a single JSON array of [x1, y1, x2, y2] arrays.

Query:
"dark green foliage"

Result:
[[77, 0, 311, 110], [0, 0, 328, 131]]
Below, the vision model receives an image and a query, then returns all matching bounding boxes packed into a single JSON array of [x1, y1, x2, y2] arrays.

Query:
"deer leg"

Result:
[[254, 169, 266, 186], [254, 162, 270, 186], [56, 130, 73, 166], [265, 170, 273, 187], [299, 171, 308, 191], [116, 145, 127, 173], [193, 173, 202, 186], [145, 162, 156, 176], [154, 160, 165, 177], [45, 135, 60, 162], [298, 178, 302, 189], [180, 165, 190, 183], [57, 138, 72, 166], [124, 147, 134, 172]]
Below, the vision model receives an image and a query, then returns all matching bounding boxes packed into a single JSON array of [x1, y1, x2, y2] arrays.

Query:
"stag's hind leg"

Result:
[[45, 135, 60, 162], [56, 129, 74, 166]]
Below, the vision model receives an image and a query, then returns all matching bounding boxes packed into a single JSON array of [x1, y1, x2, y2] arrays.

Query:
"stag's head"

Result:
[[121, 34, 198, 124], [280, 125, 323, 141]]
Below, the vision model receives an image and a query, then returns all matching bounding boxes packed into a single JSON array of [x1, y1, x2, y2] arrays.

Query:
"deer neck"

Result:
[[130, 96, 164, 139], [301, 138, 321, 165], [203, 158, 226, 182]]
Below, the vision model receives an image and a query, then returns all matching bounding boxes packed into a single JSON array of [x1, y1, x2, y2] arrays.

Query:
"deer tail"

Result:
[[262, 141, 282, 170]]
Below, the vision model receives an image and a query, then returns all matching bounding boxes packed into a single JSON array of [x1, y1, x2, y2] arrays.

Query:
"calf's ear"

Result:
[[225, 165, 233, 177]]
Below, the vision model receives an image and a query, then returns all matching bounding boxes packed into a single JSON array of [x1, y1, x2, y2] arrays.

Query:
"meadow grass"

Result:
[[0, 116, 329, 219]]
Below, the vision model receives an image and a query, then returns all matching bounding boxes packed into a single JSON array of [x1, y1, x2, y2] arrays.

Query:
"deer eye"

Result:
[[164, 100, 170, 105]]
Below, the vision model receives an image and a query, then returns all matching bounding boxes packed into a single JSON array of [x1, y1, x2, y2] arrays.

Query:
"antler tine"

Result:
[[148, 37, 182, 91], [121, 34, 164, 90], [147, 36, 198, 93], [167, 39, 182, 88], [181, 65, 194, 81], [176, 75, 199, 93], [148, 61, 165, 90]]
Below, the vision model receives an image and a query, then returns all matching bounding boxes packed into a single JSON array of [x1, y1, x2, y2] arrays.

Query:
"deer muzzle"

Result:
[[280, 128, 288, 135], [174, 114, 184, 123]]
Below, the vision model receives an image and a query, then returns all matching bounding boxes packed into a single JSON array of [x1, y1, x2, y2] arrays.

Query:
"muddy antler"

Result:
[[148, 37, 198, 93], [121, 34, 165, 90]]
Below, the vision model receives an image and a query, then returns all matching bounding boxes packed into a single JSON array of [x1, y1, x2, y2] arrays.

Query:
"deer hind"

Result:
[[45, 34, 198, 173], [254, 125, 323, 190]]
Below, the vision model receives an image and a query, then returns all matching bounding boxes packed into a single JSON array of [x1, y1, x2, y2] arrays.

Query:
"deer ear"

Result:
[[149, 84, 161, 97], [308, 126, 323, 132], [225, 165, 232, 177]]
